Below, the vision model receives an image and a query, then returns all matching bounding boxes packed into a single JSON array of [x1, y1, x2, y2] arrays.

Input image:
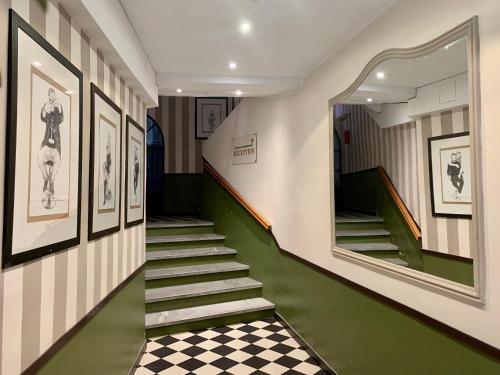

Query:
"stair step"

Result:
[[146, 247, 236, 261], [147, 218, 214, 229], [339, 243, 398, 252], [146, 278, 262, 303], [146, 233, 225, 244], [335, 216, 383, 224], [145, 262, 249, 280], [145, 298, 275, 330], [383, 257, 409, 267], [336, 229, 390, 237]]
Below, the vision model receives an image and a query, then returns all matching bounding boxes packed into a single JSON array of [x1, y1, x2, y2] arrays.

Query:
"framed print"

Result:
[[428, 132, 472, 219], [3, 10, 83, 268], [125, 116, 145, 227], [195, 97, 228, 139], [89, 84, 122, 240]]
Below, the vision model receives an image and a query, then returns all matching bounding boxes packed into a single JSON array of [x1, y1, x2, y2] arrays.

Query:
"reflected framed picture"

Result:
[[428, 132, 472, 219], [3, 10, 83, 268], [89, 84, 122, 240], [125, 116, 145, 227], [195, 97, 228, 139]]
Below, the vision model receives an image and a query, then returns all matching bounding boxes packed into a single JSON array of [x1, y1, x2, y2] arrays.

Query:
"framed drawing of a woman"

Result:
[[125, 115, 145, 228]]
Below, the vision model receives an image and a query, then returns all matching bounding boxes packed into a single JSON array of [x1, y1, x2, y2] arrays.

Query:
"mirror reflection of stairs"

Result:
[[335, 210, 409, 267], [145, 217, 275, 338]]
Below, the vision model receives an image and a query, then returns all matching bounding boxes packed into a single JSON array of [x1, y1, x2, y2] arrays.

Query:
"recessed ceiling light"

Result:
[[235, 90, 243, 96], [239, 22, 251, 34], [176, 88, 182, 94], [367, 98, 373, 103], [33, 61, 42, 67], [229, 62, 237, 70], [376, 71, 386, 79]]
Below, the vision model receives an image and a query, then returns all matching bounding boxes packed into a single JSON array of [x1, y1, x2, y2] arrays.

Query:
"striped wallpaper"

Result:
[[416, 107, 473, 259], [335, 104, 472, 259], [148, 96, 242, 174], [335, 105, 420, 224], [0, 1, 147, 374]]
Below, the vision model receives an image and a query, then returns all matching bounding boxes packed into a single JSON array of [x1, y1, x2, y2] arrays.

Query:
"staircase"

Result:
[[145, 217, 275, 338], [335, 211, 409, 267]]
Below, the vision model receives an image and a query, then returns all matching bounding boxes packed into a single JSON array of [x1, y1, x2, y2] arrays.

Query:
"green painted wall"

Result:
[[201, 173, 500, 375], [162, 174, 202, 215], [423, 252, 474, 286], [37, 270, 145, 375]]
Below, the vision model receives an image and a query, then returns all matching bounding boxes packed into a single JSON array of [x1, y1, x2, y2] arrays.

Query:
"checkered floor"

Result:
[[135, 318, 328, 375]]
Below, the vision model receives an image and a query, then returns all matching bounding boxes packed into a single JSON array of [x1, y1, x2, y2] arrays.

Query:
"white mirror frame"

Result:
[[328, 17, 484, 303]]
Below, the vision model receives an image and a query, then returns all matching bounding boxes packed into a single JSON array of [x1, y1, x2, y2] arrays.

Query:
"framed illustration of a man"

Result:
[[3, 10, 83, 268], [89, 83, 123, 240], [195, 97, 228, 139], [125, 115, 145, 227], [428, 132, 472, 219]]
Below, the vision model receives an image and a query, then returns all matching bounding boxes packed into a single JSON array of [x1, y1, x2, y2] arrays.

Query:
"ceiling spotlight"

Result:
[[239, 22, 251, 34], [367, 98, 373, 103], [235, 90, 243, 96], [176, 88, 182, 94], [33, 61, 42, 67], [229, 62, 237, 70], [376, 71, 386, 79]]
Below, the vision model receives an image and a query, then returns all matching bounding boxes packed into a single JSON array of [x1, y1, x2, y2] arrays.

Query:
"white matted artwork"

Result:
[[195, 97, 228, 139], [89, 84, 122, 240], [125, 115, 145, 227], [428, 132, 472, 219], [3, 10, 83, 268]]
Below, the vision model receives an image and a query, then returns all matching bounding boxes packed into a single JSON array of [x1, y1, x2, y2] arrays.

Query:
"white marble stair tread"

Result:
[[335, 216, 383, 223], [383, 258, 409, 267], [146, 219, 214, 229], [339, 243, 398, 252], [336, 229, 390, 237], [146, 233, 225, 244], [145, 262, 249, 280], [146, 278, 263, 303], [145, 298, 275, 329], [146, 247, 236, 261]]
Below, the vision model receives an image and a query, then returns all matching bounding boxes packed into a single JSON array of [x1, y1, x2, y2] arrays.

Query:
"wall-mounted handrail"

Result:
[[377, 166, 421, 240], [202, 158, 272, 231]]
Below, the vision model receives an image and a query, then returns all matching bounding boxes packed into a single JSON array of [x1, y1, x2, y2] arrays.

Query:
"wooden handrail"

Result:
[[202, 158, 272, 231], [377, 166, 421, 240]]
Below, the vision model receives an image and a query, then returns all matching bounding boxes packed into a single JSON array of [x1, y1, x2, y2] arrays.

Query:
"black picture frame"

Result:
[[88, 83, 123, 240], [125, 115, 145, 228], [3, 10, 83, 268], [428, 131, 472, 219], [195, 97, 228, 139]]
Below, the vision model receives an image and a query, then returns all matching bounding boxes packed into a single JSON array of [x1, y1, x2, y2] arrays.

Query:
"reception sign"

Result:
[[233, 134, 257, 165]]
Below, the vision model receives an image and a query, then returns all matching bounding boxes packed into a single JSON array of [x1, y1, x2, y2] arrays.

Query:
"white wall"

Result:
[[365, 102, 412, 128], [203, 0, 500, 348]]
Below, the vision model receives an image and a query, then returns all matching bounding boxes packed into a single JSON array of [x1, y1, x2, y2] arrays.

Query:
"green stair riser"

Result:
[[337, 250, 401, 258], [145, 288, 262, 313], [146, 270, 250, 289], [336, 236, 391, 244], [146, 226, 214, 236], [145, 309, 274, 338], [146, 240, 225, 251], [146, 254, 236, 269], [335, 222, 384, 230]]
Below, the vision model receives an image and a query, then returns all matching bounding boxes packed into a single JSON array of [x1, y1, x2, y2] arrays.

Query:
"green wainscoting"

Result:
[[37, 269, 145, 375], [163, 173, 202, 215], [201, 173, 500, 375], [423, 252, 474, 286]]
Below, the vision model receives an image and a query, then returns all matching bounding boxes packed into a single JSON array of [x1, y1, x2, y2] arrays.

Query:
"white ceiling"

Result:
[[120, 0, 398, 97], [345, 37, 468, 104]]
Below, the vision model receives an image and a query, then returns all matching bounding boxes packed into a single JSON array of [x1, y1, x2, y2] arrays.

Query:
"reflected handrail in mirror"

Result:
[[377, 166, 421, 240]]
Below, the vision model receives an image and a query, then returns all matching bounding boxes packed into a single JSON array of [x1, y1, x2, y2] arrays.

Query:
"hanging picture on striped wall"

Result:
[[3, 10, 83, 268], [89, 84, 123, 240], [125, 115, 145, 227], [428, 132, 472, 219], [195, 97, 228, 139]]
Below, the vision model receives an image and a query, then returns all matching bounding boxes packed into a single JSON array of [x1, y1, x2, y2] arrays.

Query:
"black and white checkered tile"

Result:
[[135, 318, 328, 375]]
